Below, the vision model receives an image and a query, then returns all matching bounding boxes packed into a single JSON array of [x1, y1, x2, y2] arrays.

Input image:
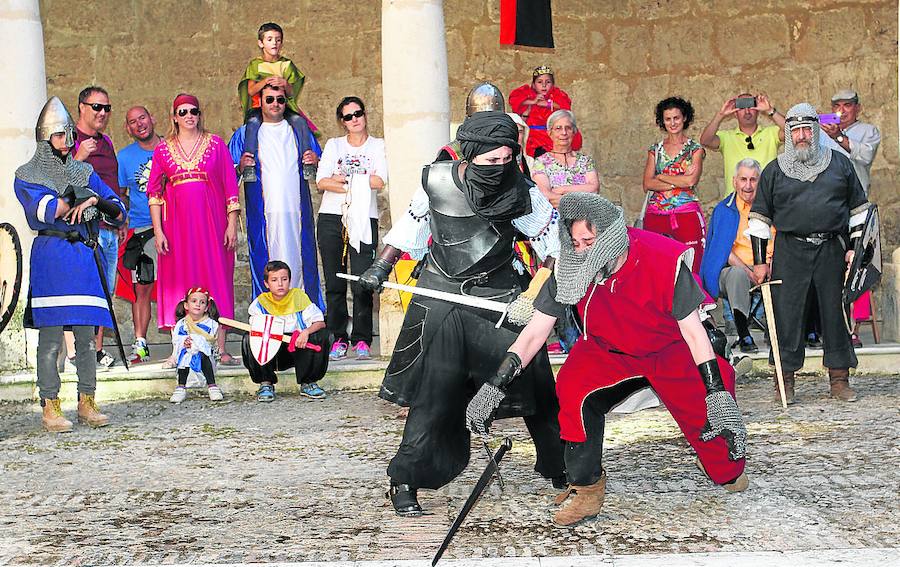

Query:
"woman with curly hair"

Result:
[[642, 96, 706, 272]]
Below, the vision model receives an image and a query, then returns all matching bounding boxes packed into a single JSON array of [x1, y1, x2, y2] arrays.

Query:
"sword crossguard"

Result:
[[750, 279, 783, 292]]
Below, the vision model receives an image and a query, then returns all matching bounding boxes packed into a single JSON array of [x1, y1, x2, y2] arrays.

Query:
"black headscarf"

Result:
[[456, 111, 531, 222]]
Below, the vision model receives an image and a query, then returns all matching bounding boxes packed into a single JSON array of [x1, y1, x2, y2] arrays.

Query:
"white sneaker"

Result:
[[208, 385, 224, 401], [170, 387, 187, 403]]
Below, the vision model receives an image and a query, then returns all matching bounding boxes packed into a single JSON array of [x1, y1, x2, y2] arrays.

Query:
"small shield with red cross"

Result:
[[249, 314, 286, 365]]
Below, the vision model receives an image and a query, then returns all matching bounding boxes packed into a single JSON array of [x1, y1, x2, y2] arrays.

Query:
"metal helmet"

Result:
[[36, 96, 76, 147], [465, 82, 505, 117]]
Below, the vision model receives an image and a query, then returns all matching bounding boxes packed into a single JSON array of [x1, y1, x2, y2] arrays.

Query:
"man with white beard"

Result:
[[747, 103, 870, 403]]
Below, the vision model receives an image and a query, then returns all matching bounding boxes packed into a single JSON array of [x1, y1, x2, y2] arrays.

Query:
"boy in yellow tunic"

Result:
[[237, 22, 319, 183], [240, 261, 330, 402]]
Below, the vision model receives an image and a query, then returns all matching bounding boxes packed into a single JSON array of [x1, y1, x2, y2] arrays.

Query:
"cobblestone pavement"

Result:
[[0, 373, 897, 565]]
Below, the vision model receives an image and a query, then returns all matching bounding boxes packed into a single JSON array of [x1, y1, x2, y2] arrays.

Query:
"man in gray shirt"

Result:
[[820, 89, 881, 193]]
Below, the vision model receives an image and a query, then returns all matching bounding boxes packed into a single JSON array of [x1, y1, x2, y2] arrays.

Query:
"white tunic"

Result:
[[259, 120, 304, 289]]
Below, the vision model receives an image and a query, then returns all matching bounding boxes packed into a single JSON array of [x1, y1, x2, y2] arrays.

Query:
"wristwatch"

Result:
[[767, 107, 776, 117], [836, 132, 846, 143]]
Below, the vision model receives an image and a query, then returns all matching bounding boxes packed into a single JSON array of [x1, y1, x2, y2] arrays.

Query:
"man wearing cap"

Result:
[[14, 97, 126, 432], [748, 103, 870, 403], [466, 192, 748, 527], [820, 89, 881, 194], [358, 111, 565, 517]]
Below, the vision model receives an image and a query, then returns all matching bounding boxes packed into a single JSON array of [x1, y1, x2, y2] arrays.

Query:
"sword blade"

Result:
[[337, 273, 508, 314], [756, 281, 786, 409], [91, 243, 129, 371], [432, 437, 512, 567]]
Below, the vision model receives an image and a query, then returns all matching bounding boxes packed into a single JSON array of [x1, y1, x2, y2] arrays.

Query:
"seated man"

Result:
[[700, 158, 774, 353], [240, 261, 330, 402]]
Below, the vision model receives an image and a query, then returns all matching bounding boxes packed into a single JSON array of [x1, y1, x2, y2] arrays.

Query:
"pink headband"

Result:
[[172, 94, 200, 113]]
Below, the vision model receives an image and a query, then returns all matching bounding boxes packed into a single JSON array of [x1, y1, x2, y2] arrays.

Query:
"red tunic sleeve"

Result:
[[508, 84, 535, 115]]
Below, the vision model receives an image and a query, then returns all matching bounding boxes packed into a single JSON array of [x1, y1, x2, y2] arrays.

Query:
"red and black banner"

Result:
[[500, 0, 554, 48]]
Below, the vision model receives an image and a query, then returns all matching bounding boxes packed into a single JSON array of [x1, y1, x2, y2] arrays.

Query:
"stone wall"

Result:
[[34, 0, 900, 344]]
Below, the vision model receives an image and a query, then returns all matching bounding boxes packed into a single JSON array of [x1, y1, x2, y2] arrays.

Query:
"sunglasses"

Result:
[[745, 136, 755, 151], [265, 95, 286, 105], [84, 102, 112, 113], [177, 107, 201, 117], [341, 109, 365, 122]]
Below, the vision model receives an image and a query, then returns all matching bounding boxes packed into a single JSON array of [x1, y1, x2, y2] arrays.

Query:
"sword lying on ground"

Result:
[[751, 279, 787, 409], [432, 437, 513, 566], [337, 273, 515, 328], [218, 317, 322, 352]]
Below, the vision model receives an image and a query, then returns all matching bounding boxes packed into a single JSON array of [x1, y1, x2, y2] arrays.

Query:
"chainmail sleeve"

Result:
[[382, 185, 431, 260]]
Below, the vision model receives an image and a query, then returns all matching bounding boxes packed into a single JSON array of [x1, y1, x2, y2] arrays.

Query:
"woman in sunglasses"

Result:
[[315, 96, 387, 361], [147, 93, 243, 365], [641, 96, 707, 273]]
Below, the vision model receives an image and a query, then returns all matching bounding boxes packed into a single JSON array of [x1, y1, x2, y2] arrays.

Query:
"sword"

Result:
[[432, 437, 512, 567], [338, 273, 514, 329], [86, 227, 129, 371], [218, 317, 322, 351], [752, 279, 786, 409]]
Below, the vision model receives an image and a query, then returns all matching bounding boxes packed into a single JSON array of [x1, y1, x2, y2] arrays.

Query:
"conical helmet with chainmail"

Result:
[[555, 193, 629, 305], [16, 96, 92, 194]]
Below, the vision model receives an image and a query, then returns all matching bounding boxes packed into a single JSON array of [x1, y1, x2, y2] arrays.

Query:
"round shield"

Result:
[[0, 223, 23, 336]]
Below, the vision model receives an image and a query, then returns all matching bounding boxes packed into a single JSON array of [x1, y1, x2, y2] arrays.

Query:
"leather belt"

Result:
[[38, 228, 91, 246], [790, 232, 836, 245]]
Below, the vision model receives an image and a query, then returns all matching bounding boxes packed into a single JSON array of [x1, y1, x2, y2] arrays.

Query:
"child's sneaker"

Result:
[[300, 382, 326, 400], [353, 341, 371, 360], [170, 387, 187, 404], [329, 339, 349, 360], [129, 339, 150, 364], [208, 385, 224, 401], [96, 349, 115, 369], [256, 384, 276, 403]]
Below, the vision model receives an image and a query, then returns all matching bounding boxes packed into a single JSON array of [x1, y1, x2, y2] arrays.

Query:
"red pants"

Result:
[[644, 208, 706, 273], [556, 338, 744, 485]]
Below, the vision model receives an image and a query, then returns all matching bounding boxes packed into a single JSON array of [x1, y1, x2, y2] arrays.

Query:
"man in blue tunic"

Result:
[[14, 96, 126, 432]]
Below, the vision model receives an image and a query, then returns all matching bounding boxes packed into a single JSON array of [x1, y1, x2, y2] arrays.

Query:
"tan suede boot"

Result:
[[552, 469, 607, 526], [828, 368, 856, 402], [77, 393, 110, 427], [41, 399, 73, 433], [774, 372, 796, 405]]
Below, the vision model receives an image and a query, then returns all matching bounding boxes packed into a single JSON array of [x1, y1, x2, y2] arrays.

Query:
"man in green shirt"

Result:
[[700, 93, 786, 199]]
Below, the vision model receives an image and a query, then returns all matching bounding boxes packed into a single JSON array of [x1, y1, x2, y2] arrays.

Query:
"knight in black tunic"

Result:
[[747, 103, 870, 403], [358, 111, 565, 516]]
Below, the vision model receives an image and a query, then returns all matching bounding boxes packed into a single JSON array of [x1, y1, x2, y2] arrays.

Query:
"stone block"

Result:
[[878, 247, 900, 341], [609, 25, 651, 75], [716, 13, 790, 65], [628, 0, 691, 21], [794, 7, 867, 64]]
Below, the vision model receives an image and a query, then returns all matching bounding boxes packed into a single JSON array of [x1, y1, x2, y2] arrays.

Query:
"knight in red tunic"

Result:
[[466, 193, 748, 527]]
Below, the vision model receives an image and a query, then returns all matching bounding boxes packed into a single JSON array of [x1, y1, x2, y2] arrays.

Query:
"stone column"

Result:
[[0, 0, 46, 372], [379, 0, 450, 353]]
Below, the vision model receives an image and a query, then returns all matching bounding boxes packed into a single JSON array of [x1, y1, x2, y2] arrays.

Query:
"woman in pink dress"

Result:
[[148, 93, 242, 364]]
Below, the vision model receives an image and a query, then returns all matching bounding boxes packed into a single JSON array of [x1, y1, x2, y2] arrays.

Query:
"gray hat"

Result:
[[831, 89, 859, 103]]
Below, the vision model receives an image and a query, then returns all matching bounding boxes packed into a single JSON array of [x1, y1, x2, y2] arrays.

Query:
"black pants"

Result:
[[771, 234, 856, 372], [565, 378, 650, 486], [177, 354, 216, 386], [240, 329, 329, 385], [317, 213, 377, 345]]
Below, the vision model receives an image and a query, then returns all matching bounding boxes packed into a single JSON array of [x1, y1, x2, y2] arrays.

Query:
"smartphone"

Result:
[[818, 113, 841, 125], [735, 96, 756, 109]]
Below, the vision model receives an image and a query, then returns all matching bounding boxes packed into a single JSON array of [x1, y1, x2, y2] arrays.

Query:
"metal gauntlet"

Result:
[[750, 236, 767, 266], [358, 245, 402, 291]]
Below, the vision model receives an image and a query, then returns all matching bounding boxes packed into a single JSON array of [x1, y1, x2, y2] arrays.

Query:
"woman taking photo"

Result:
[[316, 96, 387, 362], [147, 93, 241, 364], [642, 96, 706, 273], [531, 109, 599, 208]]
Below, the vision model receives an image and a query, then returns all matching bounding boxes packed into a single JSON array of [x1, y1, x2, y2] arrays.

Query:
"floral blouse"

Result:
[[532, 152, 596, 189], [647, 138, 703, 212]]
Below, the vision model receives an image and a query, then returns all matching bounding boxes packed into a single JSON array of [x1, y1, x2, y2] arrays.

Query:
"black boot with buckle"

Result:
[[387, 482, 423, 517]]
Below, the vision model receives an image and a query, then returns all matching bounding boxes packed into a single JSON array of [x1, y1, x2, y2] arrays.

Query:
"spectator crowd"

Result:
[[16, 20, 882, 432]]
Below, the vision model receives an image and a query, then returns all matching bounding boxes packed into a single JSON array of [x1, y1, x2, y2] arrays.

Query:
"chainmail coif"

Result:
[[555, 193, 629, 305], [777, 102, 832, 182], [15, 141, 92, 194]]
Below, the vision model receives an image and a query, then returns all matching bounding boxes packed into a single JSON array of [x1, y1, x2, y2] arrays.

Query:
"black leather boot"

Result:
[[387, 483, 423, 517]]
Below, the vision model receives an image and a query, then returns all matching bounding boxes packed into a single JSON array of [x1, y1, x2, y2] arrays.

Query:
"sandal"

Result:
[[218, 352, 242, 367]]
